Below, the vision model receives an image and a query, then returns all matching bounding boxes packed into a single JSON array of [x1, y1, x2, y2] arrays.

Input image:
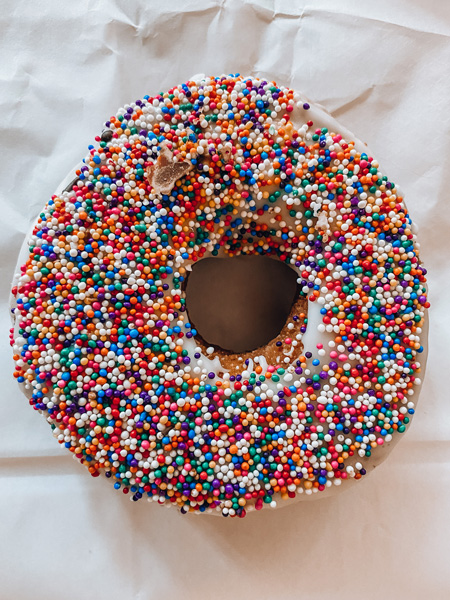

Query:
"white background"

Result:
[[1, 1, 449, 598]]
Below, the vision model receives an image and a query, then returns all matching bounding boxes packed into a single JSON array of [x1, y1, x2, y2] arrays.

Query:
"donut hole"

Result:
[[184, 256, 301, 353]]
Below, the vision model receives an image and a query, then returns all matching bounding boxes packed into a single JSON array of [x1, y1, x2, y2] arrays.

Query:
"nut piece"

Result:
[[146, 143, 193, 195]]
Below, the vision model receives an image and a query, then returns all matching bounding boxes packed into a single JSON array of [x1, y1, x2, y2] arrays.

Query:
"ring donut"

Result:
[[10, 74, 429, 517]]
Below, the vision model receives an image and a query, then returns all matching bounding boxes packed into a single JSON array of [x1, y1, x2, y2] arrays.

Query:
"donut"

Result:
[[10, 74, 429, 517]]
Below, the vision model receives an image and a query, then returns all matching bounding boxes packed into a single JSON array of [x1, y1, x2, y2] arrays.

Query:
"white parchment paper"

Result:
[[1, 1, 449, 598]]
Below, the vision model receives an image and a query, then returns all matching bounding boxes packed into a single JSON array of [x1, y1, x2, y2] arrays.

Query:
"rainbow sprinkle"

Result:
[[10, 75, 428, 517]]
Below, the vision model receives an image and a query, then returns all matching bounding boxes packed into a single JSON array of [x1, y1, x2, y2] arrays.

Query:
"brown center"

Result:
[[184, 256, 307, 367]]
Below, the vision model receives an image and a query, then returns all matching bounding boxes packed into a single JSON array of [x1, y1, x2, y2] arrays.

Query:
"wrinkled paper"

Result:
[[1, 1, 449, 598]]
